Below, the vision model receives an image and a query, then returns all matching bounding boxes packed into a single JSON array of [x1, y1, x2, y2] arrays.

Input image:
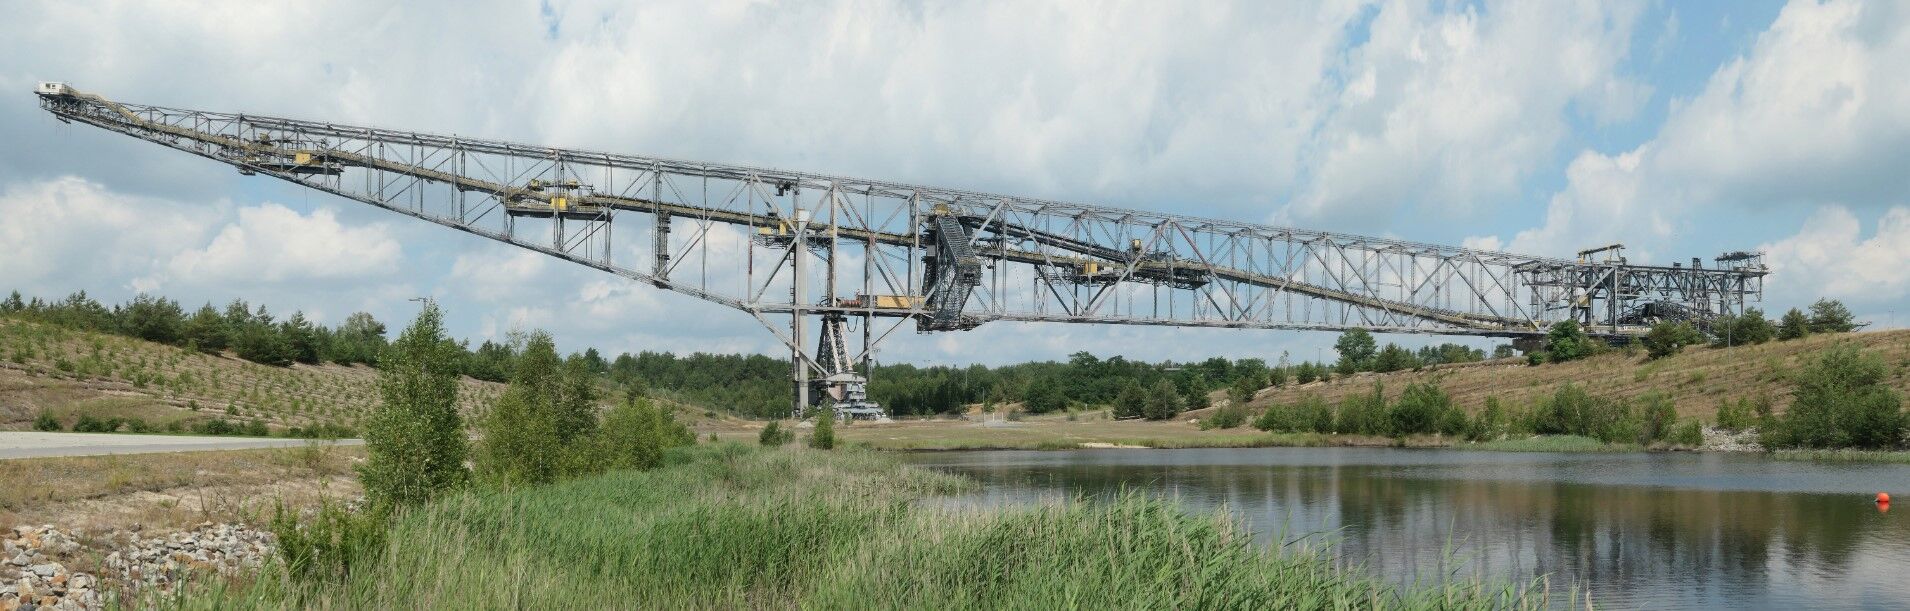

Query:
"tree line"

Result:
[[0, 290, 518, 379]]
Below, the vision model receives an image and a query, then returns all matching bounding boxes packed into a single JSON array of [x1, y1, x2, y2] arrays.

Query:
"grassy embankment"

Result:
[[811, 329, 1910, 453], [181, 445, 1542, 609], [1246, 329, 1910, 420]]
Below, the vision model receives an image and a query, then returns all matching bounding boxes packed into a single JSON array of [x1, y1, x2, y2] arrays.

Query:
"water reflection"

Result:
[[908, 448, 1910, 609]]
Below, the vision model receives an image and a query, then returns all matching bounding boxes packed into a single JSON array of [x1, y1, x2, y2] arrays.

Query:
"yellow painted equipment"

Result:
[[551, 196, 568, 211], [756, 221, 793, 235], [1083, 261, 1099, 275], [865, 295, 917, 309], [294, 152, 315, 165]]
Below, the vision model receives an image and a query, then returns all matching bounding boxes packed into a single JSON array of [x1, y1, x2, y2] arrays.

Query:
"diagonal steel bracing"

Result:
[[35, 84, 1770, 416]]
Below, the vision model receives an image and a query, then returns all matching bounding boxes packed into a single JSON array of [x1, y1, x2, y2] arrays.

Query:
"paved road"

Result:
[[0, 431, 363, 459]]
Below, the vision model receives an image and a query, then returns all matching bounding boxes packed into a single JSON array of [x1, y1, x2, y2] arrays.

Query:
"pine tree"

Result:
[[1777, 308, 1811, 341], [1112, 381, 1146, 419], [1807, 299, 1857, 333], [1143, 379, 1183, 421], [184, 303, 230, 353], [358, 303, 469, 511], [281, 311, 323, 364]]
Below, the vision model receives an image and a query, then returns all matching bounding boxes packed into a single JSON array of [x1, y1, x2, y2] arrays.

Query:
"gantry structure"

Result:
[[36, 83, 1768, 418]]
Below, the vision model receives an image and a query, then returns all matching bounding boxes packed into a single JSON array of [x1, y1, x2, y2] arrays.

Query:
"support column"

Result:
[[791, 204, 810, 419]]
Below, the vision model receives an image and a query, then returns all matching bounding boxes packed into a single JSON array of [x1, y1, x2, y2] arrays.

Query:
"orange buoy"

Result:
[[1879, 492, 1892, 504]]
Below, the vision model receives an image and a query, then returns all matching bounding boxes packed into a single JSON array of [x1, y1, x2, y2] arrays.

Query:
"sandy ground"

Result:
[[0, 431, 363, 459]]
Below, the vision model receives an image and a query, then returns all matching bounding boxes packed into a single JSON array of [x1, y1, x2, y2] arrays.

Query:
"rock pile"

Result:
[[2, 523, 274, 610], [1702, 426, 1764, 452]]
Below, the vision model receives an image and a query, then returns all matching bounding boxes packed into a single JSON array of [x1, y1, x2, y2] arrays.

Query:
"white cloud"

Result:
[[1651, 0, 1910, 208], [0, 177, 216, 295], [1481, 0, 1910, 259], [1761, 205, 1910, 306], [1290, 1, 1647, 226], [14, 1, 1862, 365], [162, 204, 401, 285], [449, 249, 549, 302], [1498, 148, 1671, 257]]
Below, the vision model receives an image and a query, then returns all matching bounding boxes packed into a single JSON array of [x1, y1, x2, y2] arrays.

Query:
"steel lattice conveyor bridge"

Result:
[[35, 83, 1768, 417]]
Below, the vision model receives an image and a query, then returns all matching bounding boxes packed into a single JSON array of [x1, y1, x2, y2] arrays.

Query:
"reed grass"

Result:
[[168, 444, 1543, 609]]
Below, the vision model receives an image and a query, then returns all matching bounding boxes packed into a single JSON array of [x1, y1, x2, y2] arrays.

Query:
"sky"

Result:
[[1, 0, 1906, 367]]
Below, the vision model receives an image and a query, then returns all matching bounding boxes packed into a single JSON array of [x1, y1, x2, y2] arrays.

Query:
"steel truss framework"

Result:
[[36, 86, 1769, 416]]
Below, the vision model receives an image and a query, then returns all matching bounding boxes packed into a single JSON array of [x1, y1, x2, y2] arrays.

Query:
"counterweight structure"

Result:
[[35, 84, 1769, 418]]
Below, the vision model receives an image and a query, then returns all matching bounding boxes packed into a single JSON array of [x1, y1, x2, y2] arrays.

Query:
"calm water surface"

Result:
[[906, 447, 1910, 610]]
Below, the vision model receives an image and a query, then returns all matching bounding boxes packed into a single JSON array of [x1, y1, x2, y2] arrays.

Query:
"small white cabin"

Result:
[[35, 82, 72, 96]]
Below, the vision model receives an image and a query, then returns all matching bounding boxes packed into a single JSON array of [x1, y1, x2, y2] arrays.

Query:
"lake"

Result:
[[907, 447, 1910, 610]]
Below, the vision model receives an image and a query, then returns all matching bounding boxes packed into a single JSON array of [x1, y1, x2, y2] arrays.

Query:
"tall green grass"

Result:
[[174, 444, 1542, 609]]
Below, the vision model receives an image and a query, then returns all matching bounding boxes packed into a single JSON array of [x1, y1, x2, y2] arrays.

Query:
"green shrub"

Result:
[[1715, 398, 1756, 432], [33, 410, 62, 431], [808, 409, 837, 450], [1766, 343, 1903, 449], [1252, 405, 1293, 433], [1533, 384, 1638, 444], [1642, 322, 1705, 359], [1544, 321, 1591, 363], [572, 398, 695, 471], [270, 500, 387, 584], [1200, 404, 1247, 430], [1670, 419, 1704, 447], [1638, 393, 1677, 442], [1711, 308, 1775, 347], [1470, 397, 1508, 441], [758, 421, 794, 446], [1335, 383, 1388, 436], [194, 418, 237, 435], [1387, 382, 1449, 436], [72, 414, 114, 433], [1436, 404, 1469, 437]]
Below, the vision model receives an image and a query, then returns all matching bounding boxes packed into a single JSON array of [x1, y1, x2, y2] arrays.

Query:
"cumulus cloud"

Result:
[[449, 249, 550, 302], [1761, 205, 1910, 306], [10, 0, 1849, 364], [162, 204, 401, 285], [0, 177, 217, 295], [1477, 0, 1910, 259], [1290, 1, 1647, 226]]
